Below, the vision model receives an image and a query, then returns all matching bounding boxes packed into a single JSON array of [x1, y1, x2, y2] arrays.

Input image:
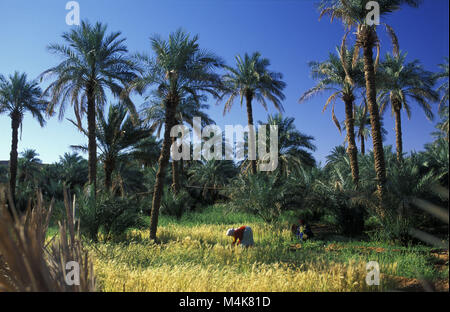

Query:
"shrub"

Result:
[[314, 167, 367, 236], [160, 188, 194, 219], [228, 173, 287, 224], [77, 189, 144, 242]]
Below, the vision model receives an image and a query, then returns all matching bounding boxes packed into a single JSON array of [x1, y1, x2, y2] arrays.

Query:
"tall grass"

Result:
[[88, 211, 444, 292], [0, 189, 95, 291]]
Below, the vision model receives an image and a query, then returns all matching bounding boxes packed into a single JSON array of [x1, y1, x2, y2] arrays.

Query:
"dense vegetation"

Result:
[[0, 0, 448, 292]]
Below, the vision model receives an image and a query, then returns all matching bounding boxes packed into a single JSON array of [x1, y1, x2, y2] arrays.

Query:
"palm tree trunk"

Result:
[[9, 113, 20, 207], [344, 94, 359, 185], [87, 86, 97, 196], [171, 137, 180, 194], [245, 92, 257, 174], [360, 26, 386, 215], [360, 134, 365, 155], [104, 159, 114, 192], [150, 97, 177, 241], [394, 106, 403, 162], [180, 159, 184, 177]]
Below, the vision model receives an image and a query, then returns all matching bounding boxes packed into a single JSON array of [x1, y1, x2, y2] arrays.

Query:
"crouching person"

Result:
[[291, 219, 314, 241], [226, 226, 254, 248]]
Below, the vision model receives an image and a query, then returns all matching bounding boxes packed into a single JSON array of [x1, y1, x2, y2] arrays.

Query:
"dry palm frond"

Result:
[[332, 103, 342, 134], [352, 45, 360, 70], [0, 189, 95, 292], [383, 23, 400, 57], [340, 31, 354, 86], [374, 42, 381, 73]]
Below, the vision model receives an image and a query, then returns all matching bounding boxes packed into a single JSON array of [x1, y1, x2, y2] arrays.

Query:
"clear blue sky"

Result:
[[0, 0, 448, 165]]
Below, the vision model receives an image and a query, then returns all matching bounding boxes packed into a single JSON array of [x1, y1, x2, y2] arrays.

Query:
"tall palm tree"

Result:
[[142, 91, 214, 193], [300, 46, 363, 185], [221, 52, 286, 174], [41, 20, 138, 195], [257, 114, 316, 177], [70, 102, 150, 191], [378, 52, 438, 161], [0, 72, 46, 204], [318, 0, 422, 210], [127, 29, 224, 240]]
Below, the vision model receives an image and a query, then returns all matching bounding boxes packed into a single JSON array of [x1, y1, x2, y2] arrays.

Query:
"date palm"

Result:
[[435, 57, 449, 140], [58, 152, 88, 191], [0, 72, 46, 204], [142, 91, 214, 193], [187, 160, 237, 201], [18, 149, 42, 186], [378, 52, 438, 161], [318, 0, 422, 211], [126, 29, 224, 240], [326, 145, 347, 166], [435, 57, 449, 113], [257, 114, 316, 177], [352, 100, 388, 155], [300, 46, 364, 185], [131, 136, 161, 168], [70, 102, 150, 191], [41, 21, 138, 195], [432, 106, 449, 142], [221, 52, 286, 174]]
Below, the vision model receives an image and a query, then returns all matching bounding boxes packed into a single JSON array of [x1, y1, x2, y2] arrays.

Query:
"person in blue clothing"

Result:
[[291, 219, 314, 240]]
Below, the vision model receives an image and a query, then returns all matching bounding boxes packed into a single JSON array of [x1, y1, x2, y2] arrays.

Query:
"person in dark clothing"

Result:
[[291, 219, 314, 240]]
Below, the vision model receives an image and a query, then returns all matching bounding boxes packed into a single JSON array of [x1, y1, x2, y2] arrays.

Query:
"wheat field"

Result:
[[89, 223, 405, 292]]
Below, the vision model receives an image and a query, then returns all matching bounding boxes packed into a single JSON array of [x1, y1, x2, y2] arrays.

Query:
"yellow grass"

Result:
[[89, 223, 399, 292]]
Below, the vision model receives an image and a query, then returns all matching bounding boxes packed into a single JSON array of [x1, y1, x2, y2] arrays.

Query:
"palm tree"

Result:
[[142, 91, 214, 193], [351, 99, 389, 155], [300, 46, 363, 184], [131, 136, 162, 168], [127, 29, 224, 240], [58, 152, 88, 191], [353, 102, 370, 155], [326, 145, 347, 166], [318, 0, 422, 209], [18, 149, 42, 186], [378, 52, 438, 161], [41, 20, 138, 195], [257, 114, 316, 177], [70, 102, 150, 191], [435, 57, 449, 113], [221, 52, 286, 174], [435, 57, 449, 140], [187, 160, 237, 201], [0, 72, 46, 204], [109, 160, 147, 197], [432, 106, 449, 142]]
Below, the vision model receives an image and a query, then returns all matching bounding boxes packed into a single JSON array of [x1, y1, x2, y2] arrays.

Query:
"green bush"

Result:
[[314, 168, 367, 236], [160, 188, 194, 219], [369, 213, 413, 246], [77, 189, 144, 242], [228, 173, 287, 224]]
